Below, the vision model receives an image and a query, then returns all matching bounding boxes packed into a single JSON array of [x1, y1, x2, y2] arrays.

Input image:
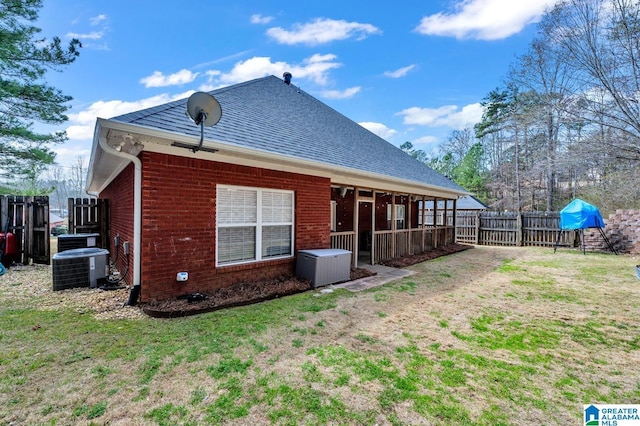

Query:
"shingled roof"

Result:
[[110, 75, 465, 194]]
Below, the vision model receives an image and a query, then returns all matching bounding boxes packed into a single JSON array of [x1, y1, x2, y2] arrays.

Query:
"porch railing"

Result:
[[330, 231, 356, 265], [329, 226, 453, 265], [373, 230, 393, 262]]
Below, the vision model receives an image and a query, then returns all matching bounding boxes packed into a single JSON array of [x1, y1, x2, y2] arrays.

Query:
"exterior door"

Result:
[[357, 200, 374, 264]]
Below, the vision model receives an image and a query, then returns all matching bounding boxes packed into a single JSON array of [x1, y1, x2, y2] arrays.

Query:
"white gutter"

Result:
[[87, 124, 142, 289]]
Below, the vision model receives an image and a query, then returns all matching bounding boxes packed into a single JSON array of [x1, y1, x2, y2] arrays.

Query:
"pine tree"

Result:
[[0, 0, 80, 192]]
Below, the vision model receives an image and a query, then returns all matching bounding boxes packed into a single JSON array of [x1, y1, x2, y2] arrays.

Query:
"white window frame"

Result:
[[216, 185, 294, 266], [386, 204, 406, 230], [330, 200, 337, 232], [418, 208, 441, 226]]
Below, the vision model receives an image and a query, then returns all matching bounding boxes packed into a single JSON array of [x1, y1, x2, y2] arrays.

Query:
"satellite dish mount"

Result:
[[173, 92, 222, 153]]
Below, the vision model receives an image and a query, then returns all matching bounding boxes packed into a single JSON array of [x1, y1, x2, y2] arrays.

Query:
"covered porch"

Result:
[[329, 186, 458, 267]]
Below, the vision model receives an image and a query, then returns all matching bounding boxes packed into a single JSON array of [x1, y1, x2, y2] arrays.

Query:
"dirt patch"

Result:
[[378, 243, 472, 267]]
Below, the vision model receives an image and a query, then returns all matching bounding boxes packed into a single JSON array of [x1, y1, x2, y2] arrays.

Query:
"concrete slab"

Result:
[[332, 264, 416, 292]]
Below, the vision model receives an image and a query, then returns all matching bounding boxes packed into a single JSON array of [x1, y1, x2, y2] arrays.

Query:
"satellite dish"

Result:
[[175, 92, 222, 153], [186, 92, 222, 127]]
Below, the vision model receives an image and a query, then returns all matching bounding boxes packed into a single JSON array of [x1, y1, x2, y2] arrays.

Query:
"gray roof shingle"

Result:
[[111, 75, 466, 193], [424, 195, 487, 210]]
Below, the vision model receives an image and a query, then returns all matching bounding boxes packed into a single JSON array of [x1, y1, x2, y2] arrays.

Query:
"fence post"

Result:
[[516, 213, 523, 246], [0, 195, 7, 232], [25, 196, 33, 263], [68, 198, 75, 233], [474, 211, 480, 245]]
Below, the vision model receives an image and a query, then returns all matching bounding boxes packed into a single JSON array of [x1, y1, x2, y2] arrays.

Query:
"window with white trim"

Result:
[[386, 204, 406, 230], [217, 185, 294, 265]]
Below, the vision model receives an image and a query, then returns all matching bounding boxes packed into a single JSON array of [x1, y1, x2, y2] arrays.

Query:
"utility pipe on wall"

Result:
[[94, 134, 142, 294]]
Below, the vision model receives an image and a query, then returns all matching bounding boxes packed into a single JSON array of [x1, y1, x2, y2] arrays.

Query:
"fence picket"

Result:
[[68, 198, 109, 249], [455, 211, 573, 247]]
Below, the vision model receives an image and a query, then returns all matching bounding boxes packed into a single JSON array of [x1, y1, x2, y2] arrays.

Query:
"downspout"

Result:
[[94, 134, 142, 301]]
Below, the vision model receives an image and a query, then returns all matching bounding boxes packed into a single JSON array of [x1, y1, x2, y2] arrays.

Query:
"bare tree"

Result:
[[550, 0, 640, 159], [68, 156, 87, 198], [441, 128, 475, 164], [47, 165, 69, 212], [460, 0, 640, 213], [510, 33, 575, 211]]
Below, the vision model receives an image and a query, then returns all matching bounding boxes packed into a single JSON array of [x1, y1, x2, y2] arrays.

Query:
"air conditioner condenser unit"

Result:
[[52, 248, 109, 291]]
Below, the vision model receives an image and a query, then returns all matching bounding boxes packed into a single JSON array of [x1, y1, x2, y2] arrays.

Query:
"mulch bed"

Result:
[[377, 243, 473, 268], [142, 246, 472, 317]]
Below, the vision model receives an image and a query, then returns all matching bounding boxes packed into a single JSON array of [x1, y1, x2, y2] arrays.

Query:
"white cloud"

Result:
[[359, 122, 397, 140], [193, 51, 252, 69], [398, 105, 457, 126], [201, 54, 342, 89], [140, 69, 199, 88], [251, 14, 274, 24], [266, 18, 381, 45], [384, 65, 416, 78], [66, 31, 104, 40], [90, 14, 107, 26], [397, 103, 484, 129], [52, 143, 93, 169], [415, 0, 559, 40], [412, 136, 439, 145], [66, 14, 109, 49], [66, 92, 192, 140], [321, 86, 361, 99]]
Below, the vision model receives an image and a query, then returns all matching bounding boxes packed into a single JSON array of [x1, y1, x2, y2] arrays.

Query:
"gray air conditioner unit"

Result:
[[52, 248, 109, 291], [57, 233, 100, 253]]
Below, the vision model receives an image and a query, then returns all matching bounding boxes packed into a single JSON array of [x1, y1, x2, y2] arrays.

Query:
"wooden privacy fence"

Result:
[[456, 211, 575, 247], [0, 195, 50, 265], [68, 198, 109, 248]]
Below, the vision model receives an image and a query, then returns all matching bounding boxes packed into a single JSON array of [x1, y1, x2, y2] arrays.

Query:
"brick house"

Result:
[[86, 75, 467, 302]]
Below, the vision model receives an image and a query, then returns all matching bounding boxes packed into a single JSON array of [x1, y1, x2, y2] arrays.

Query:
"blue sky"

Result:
[[37, 0, 558, 169]]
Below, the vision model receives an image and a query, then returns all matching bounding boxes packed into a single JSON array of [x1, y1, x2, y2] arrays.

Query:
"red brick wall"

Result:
[[332, 187, 354, 232], [330, 190, 420, 231], [373, 193, 411, 231], [99, 163, 135, 286], [138, 152, 330, 302]]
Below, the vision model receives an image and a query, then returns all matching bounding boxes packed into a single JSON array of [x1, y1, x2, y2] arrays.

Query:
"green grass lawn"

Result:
[[1, 246, 639, 425]]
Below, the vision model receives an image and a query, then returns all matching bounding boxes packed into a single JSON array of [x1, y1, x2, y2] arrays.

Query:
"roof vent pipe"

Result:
[[283, 72, 292, 85]]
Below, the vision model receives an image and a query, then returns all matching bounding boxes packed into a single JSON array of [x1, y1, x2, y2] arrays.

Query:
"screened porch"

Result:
[[329, 187, 457, 266]]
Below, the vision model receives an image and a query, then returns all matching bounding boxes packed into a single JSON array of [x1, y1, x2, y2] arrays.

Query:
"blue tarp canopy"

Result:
[[559, 199, 605, 230]]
